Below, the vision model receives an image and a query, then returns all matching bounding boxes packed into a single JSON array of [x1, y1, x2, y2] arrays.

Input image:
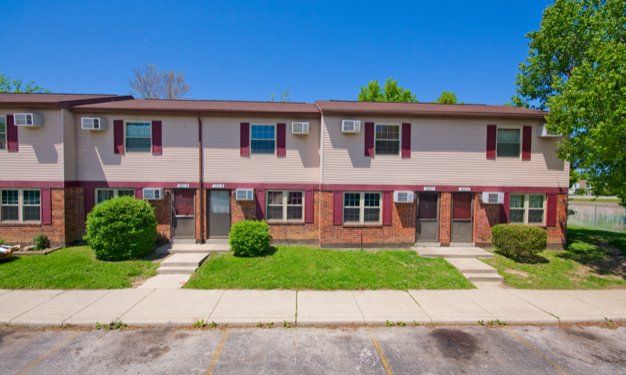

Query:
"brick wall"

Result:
[[438, 192, 451, 246], [319, 191, 416, 247], [231, 192, 320, 244], [0, 189, 66, 246]]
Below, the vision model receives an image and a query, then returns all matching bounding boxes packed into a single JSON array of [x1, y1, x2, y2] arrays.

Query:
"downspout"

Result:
[[198, 113, 205, 243]]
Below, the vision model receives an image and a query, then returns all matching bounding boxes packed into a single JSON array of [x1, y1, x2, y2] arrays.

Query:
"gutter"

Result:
[[197, 113, 205, 243]]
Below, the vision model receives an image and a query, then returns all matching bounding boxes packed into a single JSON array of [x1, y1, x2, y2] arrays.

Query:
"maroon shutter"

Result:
[[304, 190, 314, 223], [382, 191, 393, 226], [41, 188, 52, 225], [7, 114, 18, 152], [277, 123, 286, 157], [486, 124, 497, 160], [501, 192, 510, 223], [364, 122, 374, 157], [522, 125, 532, 160], [255, 189, 265, 219], [114, 120, 124, 155], [240, 123, 250, 157], [135, 188, 143, 199], [152, 120, 162, 155], [84, 188, 95, 217], [333, 191, 343, 225], [401, 123, 411, 159], [546, 194, 557, 227]]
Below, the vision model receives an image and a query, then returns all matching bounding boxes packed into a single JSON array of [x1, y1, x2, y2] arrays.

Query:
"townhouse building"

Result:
[[0, 93, 569, 248]]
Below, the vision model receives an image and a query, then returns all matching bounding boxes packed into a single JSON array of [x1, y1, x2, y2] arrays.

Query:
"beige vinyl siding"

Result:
[[75, 114, 198, 182], [62, 109, 76, 181], [0, 108, 64, 182], [202, 117, 320, 183], [321, 116, 569, 188]]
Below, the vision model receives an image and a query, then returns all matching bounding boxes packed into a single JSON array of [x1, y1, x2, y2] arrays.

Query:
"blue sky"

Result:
[[1, 0, 552, 104]]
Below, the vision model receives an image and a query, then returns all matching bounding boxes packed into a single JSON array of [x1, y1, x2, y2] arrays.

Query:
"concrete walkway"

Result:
[[416, 246, 504, 288], [138, 241, 230, 289], [1, 288, 624, 327]]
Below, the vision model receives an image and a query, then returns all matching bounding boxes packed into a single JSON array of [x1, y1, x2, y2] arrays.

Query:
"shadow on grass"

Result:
[[233, 246, 278, 258], [558, 227, 625, 278], [0, 256, 18, 264], [496, 250, 549, 264]]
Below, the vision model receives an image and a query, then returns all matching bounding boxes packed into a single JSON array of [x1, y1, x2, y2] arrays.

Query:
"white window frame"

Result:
[[0, 189, 41, 224], [124, 121, 152, 153], [250, 123, 276, 156], [496, 126, 522, 159], [374, 123, 401, 156], [95, 188, 136, 205], [509, 193, 546, 225], [266, 190, 304, 222], [343, 192, 382, 225], [0, 115, 6, 151]]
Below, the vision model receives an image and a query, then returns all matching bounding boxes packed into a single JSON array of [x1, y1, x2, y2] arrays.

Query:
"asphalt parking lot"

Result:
[[1, 324, 625, 375]]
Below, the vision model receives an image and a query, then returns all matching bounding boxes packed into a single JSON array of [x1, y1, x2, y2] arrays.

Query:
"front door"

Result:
[[208, 190, 231, 238], [416, 193, 439, 242], [451, 192, 473, 243], [172, 189, 195, 239]]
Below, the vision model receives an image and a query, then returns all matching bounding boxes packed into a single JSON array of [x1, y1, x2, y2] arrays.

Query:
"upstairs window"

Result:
[[343, 192, 381, 224], [509, 194, 545, 225], [266, 191, 304, 222], [496, 128, 521, 158], [0, 116, 5, 150], [125, 122, 152, 152], [375, 124, 400, 155], [96, 188, 135, 204], [1, 189, 40, 223], [251, 124, 275, 154]]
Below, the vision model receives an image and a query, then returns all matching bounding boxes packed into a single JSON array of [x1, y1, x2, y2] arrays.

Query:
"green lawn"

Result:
[[483, 226, 626, 289], [0, 246, 157, 289], [185, 246, 473, 290]]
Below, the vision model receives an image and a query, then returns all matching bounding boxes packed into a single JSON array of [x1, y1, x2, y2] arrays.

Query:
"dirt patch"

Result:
[[430, 329, 478, 360], [505, 269, 529, 278]]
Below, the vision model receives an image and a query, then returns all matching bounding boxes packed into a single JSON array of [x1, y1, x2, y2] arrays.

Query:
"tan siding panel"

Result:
[[0, 108, 63, 181], [321, 116, 568, 188], [202, 117, 320, 184]]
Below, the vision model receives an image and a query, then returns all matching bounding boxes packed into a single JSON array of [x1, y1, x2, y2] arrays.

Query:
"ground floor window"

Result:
[[343, 192, 381, 224], [0, 189, 40, 223], [509, 194, 545, 225], [96, 188, 135, 204], [266, 191, 303, 222]]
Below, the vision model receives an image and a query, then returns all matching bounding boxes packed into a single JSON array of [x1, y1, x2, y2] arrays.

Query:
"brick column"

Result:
[[439, 192, 451, 246]]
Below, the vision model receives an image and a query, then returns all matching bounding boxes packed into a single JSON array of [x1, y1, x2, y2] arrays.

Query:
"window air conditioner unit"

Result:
[[291, 122, 309, 135], [341, 120, 361, 134], [393, 191, 415, 203], [81, 117, 105, 131], [143, 188, 164, 200], [235, 188, 254, 201], [481, 192, 504, 204], [537, 124, 561, 138], [13, 113, 43, 127]]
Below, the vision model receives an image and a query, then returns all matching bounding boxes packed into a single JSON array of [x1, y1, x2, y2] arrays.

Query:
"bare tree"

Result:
[[129, 64, 189, 99]]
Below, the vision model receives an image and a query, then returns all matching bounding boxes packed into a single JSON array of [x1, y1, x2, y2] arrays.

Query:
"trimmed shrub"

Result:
[[33, 234, 50, 250], [491, 224, 547, 259], [85, 196, 157, 261], [229, 220, 271, 257]]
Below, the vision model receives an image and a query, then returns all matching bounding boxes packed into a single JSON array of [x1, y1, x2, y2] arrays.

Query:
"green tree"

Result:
[[436, 90, 458, 104], [358, 78, 417, 102], [0, 74, 48, 93], [513, 0, 626, 204]]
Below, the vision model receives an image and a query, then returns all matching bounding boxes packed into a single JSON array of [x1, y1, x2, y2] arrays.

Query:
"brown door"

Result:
[[173, 190, 195, 239], [451, 193, 473, 243], [208, 190, 231, 238], [416, 193, 439, 242]]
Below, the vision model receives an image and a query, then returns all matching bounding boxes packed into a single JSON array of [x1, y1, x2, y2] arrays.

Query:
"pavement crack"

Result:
[[206, 328, 229, 375]]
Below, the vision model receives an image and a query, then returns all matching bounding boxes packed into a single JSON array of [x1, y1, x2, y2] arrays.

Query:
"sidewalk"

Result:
[[1, 288, 624, 326]]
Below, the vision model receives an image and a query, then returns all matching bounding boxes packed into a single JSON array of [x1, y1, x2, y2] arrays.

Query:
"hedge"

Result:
[[229, 220, 271, 257], [491, 224, 547, 259]]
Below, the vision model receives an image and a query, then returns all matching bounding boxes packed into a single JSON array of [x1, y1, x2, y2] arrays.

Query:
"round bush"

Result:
[[491, 224, 547, 259], [229, 220, 271, 257], [33, 234, 50, 250], [85, 196, 157, 261]]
